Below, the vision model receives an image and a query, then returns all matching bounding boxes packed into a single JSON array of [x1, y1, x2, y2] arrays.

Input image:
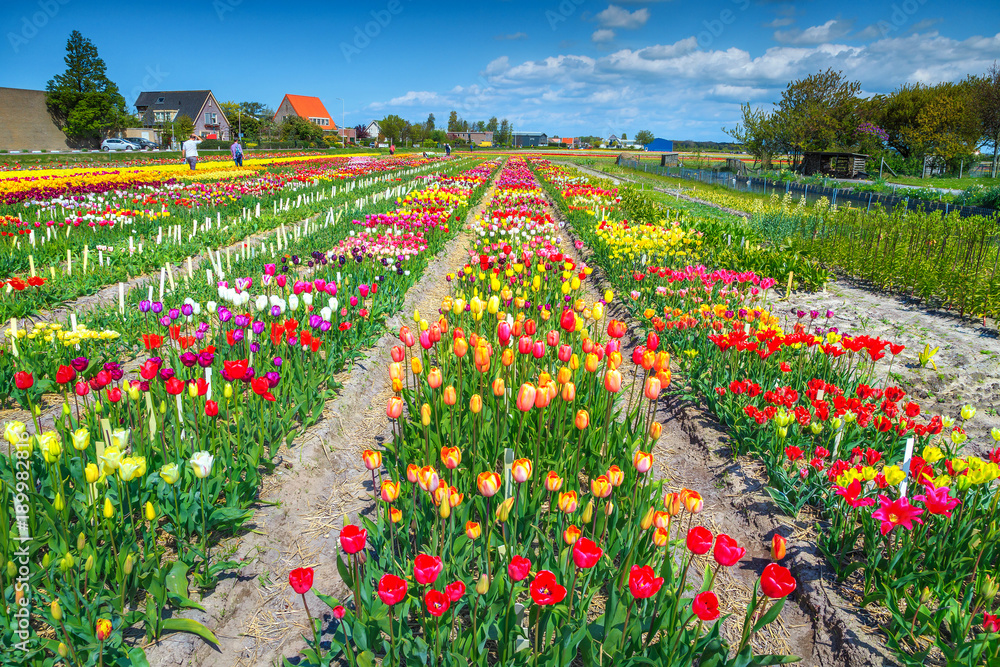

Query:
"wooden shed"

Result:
[[800, 151, 869, 179]]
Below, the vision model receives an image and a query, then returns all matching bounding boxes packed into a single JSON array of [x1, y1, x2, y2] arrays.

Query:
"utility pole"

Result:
[[336, 97, 345, 146]]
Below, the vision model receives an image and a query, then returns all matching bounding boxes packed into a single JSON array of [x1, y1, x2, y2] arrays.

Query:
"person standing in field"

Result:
[[230, 138, 243, 167], [182, 134, 201, 170], [390, 142, 395, 156]]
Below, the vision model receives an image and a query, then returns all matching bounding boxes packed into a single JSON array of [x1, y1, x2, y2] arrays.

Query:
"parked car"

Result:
[[100, 138, 137, 152], [126, 138, 158, 150]]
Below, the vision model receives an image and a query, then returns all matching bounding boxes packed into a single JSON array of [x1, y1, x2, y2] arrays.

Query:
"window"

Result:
[[156, 96, 164, 103], [205, 113, 217, 125], [153, 111, 176, 123], [309, 117, 329, 126]]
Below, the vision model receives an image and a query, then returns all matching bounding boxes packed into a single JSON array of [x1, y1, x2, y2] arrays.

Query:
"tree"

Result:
[[355, 124, 371, 140], [240, 101, 269, 119], [634, 130, 655, 145], [621, 133, 627, 141], [724, 104, 783, 168], [380, 114, 407, 144], [425, 113, 436, 132], [171, 114, 195, 142], [447, 110, 461, 132], [776, 69, 863, 165], [498, 118, 512, 146], [280, 115, 325, 143], [219, 101, 241, 125], [901, 85, 981, 164], [974, 61, 1000, 177], [45, 31, 128, 145], [486, 116, 499, 134]]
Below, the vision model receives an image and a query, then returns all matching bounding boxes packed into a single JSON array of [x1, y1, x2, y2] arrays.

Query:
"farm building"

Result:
[[800, 151, 869, 179], [512, 132, 548, 148], [273, 94, 337, 132], [447, 131, 494, 146], [644, 138, 673, 152]]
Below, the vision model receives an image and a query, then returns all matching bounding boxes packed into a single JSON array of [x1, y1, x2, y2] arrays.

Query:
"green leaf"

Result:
[[356, 650, 376, 667], [126, 646, 152, 667], [751, 654, 802, 666], [337, 552, 355, 589], [160, 618, 219, 646], [752, 597, 786, 633], [165, 561, 190, 599]]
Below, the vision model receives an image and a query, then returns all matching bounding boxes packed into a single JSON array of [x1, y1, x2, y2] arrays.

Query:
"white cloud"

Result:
[[592, 29, 615, 43], [774, 19, 854, 45], [495, 32, 528, 41], [596, 4, 650, 29], [764, 17, 794, 28]]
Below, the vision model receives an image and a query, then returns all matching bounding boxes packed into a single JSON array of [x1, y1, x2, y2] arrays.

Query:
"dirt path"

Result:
[[143, 174, 501, 667], [540, 176, 897, 666]]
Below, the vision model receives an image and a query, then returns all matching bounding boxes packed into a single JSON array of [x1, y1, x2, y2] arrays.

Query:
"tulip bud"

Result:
[[58, 643, 69, 658], [53, 493, 65, 511], [43, 553, 52, 568], [771, 534, 787, 561], [7, 561, 16, 577], [979, 574, 998, 602], [60, 553, 74, 572], [470, 394, 482, 414], [605, 501, 614, 516], [649, 422, 662, 440], [495, 497, 515, 523], [145, 501, 156, 521], [103, 497, 114, 519], [640, 505, 656, 530], [77, 532, 86, 551], [439, 501, 451, 519], [124, 553, 134, 575], [421, 403, 431, 427], [920, 586, 932, 604], [581, 500, 594, 524], [476, 574, 490, 595], [224, 383, 234, 399], [62, 401, 71, 416], [85, 554, 95, 572], [52, 599, 63, 621]]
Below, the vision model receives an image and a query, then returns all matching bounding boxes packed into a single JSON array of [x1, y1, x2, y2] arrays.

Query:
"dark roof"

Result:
[[134, 90, 215, 125]]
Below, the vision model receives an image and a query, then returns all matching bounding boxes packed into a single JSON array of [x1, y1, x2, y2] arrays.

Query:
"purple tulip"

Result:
[[168, 308, 180, 320], [270, 305, 281, 318], [232, 329, 245, 343], [181, 304, 194, 317], [242, 367, 255, 382], [139, 300, 151, 313], [319, 321, 332, 332], [826, 310, 835, 319], [252, 320, 265, 335], [810, 310, 819, 320], [152, 302, 163, 314], [265, 371, 281, 388], [159, 368, 175, 381], [159, 316, 171, 327], [250, 342, 260, 353], [308, 314, 322, 329], [198, 352, 214, 367], [180, 352, 197, 367], [218, 308, 233, 323], [195, 330, 206, 340], [234, 314, 250, 328]]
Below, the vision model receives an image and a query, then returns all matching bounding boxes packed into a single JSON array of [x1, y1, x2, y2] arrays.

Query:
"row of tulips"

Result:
[[1, 155, 447, 320], [0, 159, 499, 666], [286, 158, 800, 666], [535, 158, 1000, 666]]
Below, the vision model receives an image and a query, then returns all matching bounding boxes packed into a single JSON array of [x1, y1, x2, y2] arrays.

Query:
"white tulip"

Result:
[[288, 294, 299, 311], [255, 295, 268, 311], [302, 292, 313, 306], [189, 451, 214, 479]]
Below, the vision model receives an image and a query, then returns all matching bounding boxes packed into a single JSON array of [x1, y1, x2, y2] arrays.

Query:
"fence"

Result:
[[616, 158, 998, 219]]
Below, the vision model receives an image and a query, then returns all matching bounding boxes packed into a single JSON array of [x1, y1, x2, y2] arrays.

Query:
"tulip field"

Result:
[[1, 152, 998, 666]]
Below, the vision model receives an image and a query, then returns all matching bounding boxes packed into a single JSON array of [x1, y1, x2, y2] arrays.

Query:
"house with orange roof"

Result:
[[273, 94, 338, 132]]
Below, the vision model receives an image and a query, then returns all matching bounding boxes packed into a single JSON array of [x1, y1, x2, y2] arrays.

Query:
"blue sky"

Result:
[[2, 0, 999, 140]]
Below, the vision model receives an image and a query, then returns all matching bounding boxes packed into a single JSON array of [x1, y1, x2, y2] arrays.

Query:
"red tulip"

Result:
[[713, 534, 746, 567], [288, 567, 314, 594], [445, 580, 466, 602], [529, 570, 566, 605], [332, 605, 346, 619], [628, 565, 664, 599], [55, 365, 76, 384], [571, 538, 603, 569], [105, 387, 122, 403], [165, 377, 185, 395], [414, 553, 443, 585], [205, 400, 219, 417], [140, 360, 159, 380], [378, 573, 407, 606], [508, 555, 532, 582], [74, 381, 90, 397], [425, 589, 451, 617], [760, 563, 796, 598], [560, 309, 576, 332], [339, 524, 367, 555], [607, 319, 627, 339], [14, 372, 33, 390], [692, 591, 720, 621], [686, 526, 713, 555]]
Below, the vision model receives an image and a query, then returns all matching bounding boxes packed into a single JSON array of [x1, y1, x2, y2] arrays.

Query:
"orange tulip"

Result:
[[362, 449, 382, 471], [575, 410, 590, 430], [564, 524, 582, 545], [389, 507, 403, 523], [443, 385, 457, 406], [654, 351, 670, 372], [512, 458, 532, 483], [477, 471, 501, 497], [428, 368, 443, 389], [608, 351, 622, 370], [417, 466, 439, 492], [441, 446, 462, 470], [433, 484, 448, 506], [534, 385, 551, 409], [406, 464, 419, 483], [558, 490, 578, 513], [585, 353, 599, 373], [604, 369, 622, 393], [663, 492, 682, 516], [466, 521, 482, 540], [411, 357, 423, 375], [389, 362, 403, 381], [771, 534, 787, 561], [544, 471, 563, 492], [516, 383, 537, 412], [557, 367, 572, 385], [448, 486, 464, 507], [470, 394, 483, 413], [538, 371, 552, 387], [96, 618, 112, 642], [454, 337, 468, 358], [657, 368, 672, 389], [474, 343, 490, 368], [391, 378, 403, 393], [492, 377, 506, 396], [641, 349, 656, 371], [606, 465, 624, 487], [591, 475, 612, 498], [387, 396, 404, 420], [680, 488, 703, 513], [633, 449, 654, 474], [653, 510, 670, 530], [561, 382, 576, 402], [649, 421, 662, 440], [644, 377, 661, 401], [421, 403, 431, 426], [652, 527, 670, 547], [381, 480, 401, 503], [501, 348, 514, 367]]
